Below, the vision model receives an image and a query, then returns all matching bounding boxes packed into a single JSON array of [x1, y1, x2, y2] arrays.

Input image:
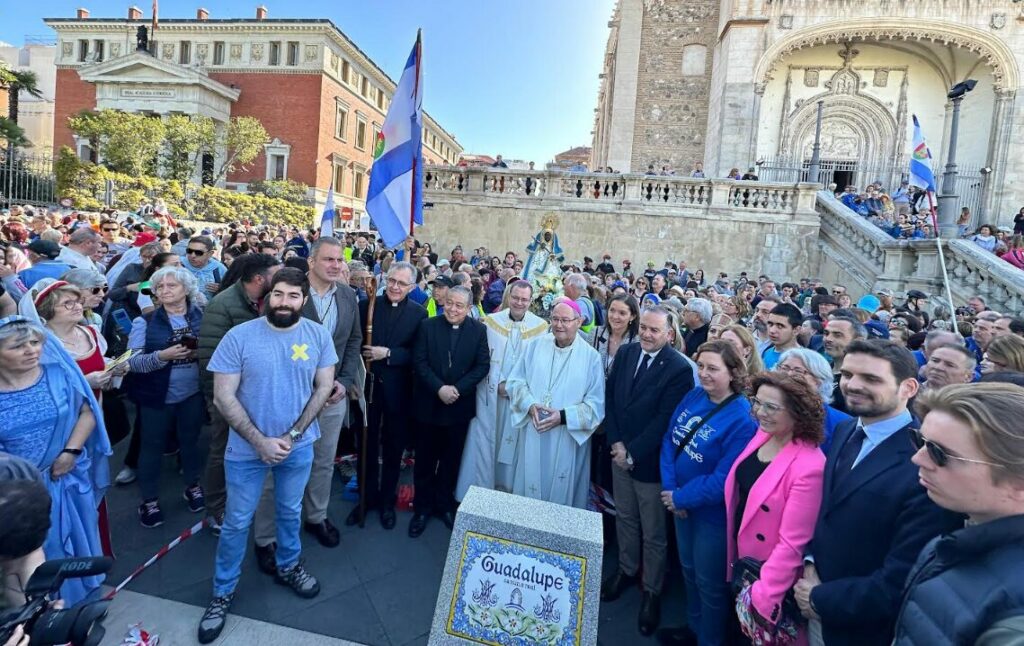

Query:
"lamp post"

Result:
[[807, 100, 824, 185], [937, 79, 976, 238]]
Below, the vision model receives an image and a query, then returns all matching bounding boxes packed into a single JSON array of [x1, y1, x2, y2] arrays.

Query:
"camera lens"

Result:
[[30, 600, 109, 646]]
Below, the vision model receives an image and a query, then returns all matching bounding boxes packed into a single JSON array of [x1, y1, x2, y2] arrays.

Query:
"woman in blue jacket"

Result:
[[659, 340, 757, 646]]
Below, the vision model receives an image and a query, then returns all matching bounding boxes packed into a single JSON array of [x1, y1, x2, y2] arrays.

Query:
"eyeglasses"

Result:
[[186, 248, 207, 256], [91, 286, 109, 295], [550, 317, 578, 325], [832, 290, 845, 295], [909, 428, 1004, 469], [750, 398, 786, 416], [60, 299, 85, 311], [386, 277, 413, 288], [777, 364, 809, 378]]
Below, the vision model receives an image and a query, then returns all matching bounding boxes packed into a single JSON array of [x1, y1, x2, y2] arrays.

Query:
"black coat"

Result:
[[604, 343, 693, 482], [361, 296, 427, 410], [808, 418, 963, 646], [412, 315, 489, 425]]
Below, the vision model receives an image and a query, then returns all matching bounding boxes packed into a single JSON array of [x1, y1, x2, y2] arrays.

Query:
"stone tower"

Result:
[[591, 0, 719, 174]]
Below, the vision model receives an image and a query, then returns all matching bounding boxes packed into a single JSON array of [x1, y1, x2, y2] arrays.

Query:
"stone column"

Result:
[[604, 0, 643, 172], [982, 90, 1017, 224], [704, 20, 769, 176]]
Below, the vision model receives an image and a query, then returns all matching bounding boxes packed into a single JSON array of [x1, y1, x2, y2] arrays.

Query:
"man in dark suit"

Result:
[[409, 285, 490, 537], [794, 340, 962, 645], [252, 237, 362, 563], [601, 306, 693, 635], [348, 261, 427, 529]]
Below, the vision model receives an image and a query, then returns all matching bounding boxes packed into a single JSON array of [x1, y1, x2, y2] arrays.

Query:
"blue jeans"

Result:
[[675, 515, 730, 646], [213, 443, 314, 597]]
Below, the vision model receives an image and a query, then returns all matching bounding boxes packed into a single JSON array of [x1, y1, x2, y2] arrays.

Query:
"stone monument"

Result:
[[429, 486, 603, 645]]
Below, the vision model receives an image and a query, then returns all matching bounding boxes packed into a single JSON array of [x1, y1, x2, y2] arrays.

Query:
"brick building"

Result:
[[44, 5, 461, 222]]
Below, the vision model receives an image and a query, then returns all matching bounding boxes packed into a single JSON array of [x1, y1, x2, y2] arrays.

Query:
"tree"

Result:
[[4, 70, 44, 128], [163, 114, 217, 185], [0, 117, 28, 149], [247, 178, 311, 204], [68, 109, 165, 177], [215, 116, 268, 184]]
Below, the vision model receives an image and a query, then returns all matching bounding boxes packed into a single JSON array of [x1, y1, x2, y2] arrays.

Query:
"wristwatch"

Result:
[[287, 428, 302, 444]]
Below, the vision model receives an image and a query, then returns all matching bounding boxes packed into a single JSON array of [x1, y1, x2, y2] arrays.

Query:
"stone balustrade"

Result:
[[423, 165, 815, 217], [816, 191, 1024, 312]]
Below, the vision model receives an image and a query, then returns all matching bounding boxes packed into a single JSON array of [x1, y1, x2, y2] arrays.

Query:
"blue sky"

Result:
[[1, 0, 615, 164]]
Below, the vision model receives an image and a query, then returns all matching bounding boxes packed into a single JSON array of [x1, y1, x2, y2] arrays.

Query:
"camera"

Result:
[[0, 557, 112, 646]]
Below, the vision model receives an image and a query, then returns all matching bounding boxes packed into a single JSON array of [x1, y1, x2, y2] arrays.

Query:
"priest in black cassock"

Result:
[[410, 285, 490, 537]]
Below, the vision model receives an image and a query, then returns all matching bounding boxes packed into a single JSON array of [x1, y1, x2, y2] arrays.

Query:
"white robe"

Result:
[[503, 333, 605, 508], [456, 309, 548, 500]]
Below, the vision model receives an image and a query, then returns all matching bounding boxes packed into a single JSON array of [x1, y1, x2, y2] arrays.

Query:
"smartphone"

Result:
[[112, 308, 133, 334], [180, 335, 198, 350]]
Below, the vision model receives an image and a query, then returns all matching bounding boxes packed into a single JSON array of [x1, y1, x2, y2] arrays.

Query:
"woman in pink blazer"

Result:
[[725, 372, 826, 645]]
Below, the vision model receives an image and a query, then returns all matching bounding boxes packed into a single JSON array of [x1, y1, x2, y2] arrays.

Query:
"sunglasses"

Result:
[[909, 428, 1004, 469], [102, 227, 119, 232], [186, 248, 207, 256], [91, 286, 109, 295]]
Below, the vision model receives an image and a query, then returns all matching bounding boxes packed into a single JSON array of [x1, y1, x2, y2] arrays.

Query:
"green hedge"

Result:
[[55, 146, 315, 227]]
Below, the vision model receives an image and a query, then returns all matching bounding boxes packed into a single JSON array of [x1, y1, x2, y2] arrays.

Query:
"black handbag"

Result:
[[730, 556, 802, 623]]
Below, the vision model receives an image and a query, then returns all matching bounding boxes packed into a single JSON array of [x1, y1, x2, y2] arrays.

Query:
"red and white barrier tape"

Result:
[[104, 517, 210, 601]]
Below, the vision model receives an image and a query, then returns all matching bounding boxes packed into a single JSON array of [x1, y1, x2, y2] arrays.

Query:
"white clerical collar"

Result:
[[452, 324, 460, 329]]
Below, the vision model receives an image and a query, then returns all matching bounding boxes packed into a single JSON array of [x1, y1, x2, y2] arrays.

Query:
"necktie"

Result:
[[833, 423, 867, 481], [634, 353, 652, 385]]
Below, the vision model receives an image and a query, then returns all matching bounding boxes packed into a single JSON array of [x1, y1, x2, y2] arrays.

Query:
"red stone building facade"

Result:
[[45, 6, 461, 221]]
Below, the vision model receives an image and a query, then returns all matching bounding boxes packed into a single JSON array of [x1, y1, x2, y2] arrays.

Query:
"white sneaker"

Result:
[[115, 466, 137, 485]]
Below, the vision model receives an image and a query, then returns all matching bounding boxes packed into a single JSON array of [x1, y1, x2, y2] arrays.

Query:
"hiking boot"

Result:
[[274, 561, 320, 599], [197, 593, 233, 644], [138, 499, 164, 528]]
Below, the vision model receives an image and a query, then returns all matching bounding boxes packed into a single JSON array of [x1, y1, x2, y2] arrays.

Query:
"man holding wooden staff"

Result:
[[349, 261, 426, 529]]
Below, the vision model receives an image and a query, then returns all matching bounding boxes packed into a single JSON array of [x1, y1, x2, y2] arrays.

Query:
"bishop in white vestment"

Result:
[[504, 301, 605, 508], [456, 281, 548, 499]]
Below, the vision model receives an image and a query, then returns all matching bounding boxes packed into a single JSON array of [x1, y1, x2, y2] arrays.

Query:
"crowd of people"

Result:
[[1, 200, 1023, 646], [836, 181, 1024, 264]]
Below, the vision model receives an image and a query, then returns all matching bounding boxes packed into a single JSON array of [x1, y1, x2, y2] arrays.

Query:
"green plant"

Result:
[[246, 178, 312, 204]]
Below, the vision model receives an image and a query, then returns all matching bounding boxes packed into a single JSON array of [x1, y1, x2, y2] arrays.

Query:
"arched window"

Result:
[[682, 44, 707, 77]]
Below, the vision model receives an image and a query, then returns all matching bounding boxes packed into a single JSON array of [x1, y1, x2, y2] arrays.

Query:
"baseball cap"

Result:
[[876, 288, 894, 297], [27, 239, 61, 259], [431, 275, 454, 288]]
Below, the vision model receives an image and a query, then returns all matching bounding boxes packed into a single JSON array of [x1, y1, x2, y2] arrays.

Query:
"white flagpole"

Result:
[[925, 191, 959, 325]]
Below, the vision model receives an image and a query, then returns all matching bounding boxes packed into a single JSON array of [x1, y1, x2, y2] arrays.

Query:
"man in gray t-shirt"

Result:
[[199, 269, 336, 644]]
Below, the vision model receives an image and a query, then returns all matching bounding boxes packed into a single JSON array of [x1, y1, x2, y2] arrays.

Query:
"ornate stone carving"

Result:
[[61, 41, 73, 58], [230, 44, 242, 61], [779, 15, 794, 29], [804, 68, 819, 87], [305, 44, 318, 62], [161, 43, 174, 61], [330, 52, 339, 71], [873, 68, 889, 87], [991, 13, 1006, 29], [753, 20, 1018, 92], [825, 68, 861, 94], [110, 42, 121, 58], [196, 43, 209, 63], [251, 43, 264, 61]]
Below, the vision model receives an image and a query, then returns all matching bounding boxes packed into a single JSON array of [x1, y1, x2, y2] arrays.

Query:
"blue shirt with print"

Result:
[[207, 317, 338, 462], [660, 387, 757, 524]]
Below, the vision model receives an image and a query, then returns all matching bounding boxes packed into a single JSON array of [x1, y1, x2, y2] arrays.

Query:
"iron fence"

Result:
[[0, 149, 57, 208], [756, 156, 984, 218]]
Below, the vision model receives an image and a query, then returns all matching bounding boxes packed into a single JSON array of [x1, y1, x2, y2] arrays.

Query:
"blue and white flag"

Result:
[[320, 184, 335, 238], [366, 32, 423, 249], [909, 115, 936, 192]]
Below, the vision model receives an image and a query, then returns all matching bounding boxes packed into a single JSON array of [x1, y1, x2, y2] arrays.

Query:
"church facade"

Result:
[[591, 0, 1023, 224]]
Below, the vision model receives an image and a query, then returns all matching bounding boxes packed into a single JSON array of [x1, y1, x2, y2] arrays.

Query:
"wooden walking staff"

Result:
[[359, 275, 379, 528]]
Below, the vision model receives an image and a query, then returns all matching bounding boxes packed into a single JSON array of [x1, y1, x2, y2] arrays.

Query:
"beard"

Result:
[[843, 388, 897, 419], [268, 306, 301, 328]]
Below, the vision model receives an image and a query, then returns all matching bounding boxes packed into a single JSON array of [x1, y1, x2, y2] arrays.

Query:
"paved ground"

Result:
[[97, 425, 687, 645]]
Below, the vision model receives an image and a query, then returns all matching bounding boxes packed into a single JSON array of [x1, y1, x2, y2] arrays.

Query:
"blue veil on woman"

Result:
[[0, 315, 112, 605]]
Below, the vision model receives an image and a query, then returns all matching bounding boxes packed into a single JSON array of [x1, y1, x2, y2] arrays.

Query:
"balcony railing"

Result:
[[816, 191, 1024, 312], [423, 166, 818, 217]]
